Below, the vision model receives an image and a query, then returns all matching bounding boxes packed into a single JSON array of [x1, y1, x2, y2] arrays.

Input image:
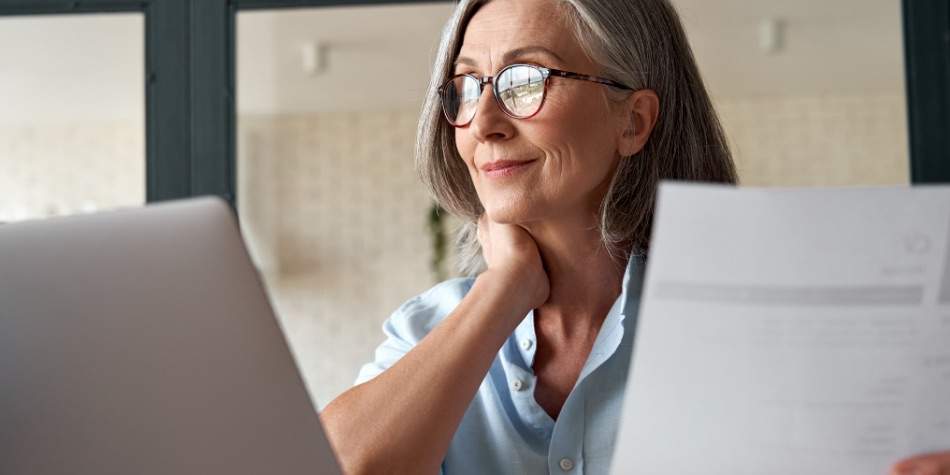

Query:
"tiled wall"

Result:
[[719, 93, 909, 186], [238, 111, 440, 407], [0, 121, 144, 222], [0, 92, 911, 408]]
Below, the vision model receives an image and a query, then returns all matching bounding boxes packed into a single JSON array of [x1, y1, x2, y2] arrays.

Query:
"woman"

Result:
[[321, 0, 950, 474]]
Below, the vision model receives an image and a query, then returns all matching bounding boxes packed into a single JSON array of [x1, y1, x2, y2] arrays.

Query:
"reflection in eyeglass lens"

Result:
[[498, 67, 537, 116], [451, 76, 480, 123], [446, 66, 546, 123]]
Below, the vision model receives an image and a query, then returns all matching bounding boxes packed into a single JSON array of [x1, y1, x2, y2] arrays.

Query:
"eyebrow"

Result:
[[454, 45, 565, 69]]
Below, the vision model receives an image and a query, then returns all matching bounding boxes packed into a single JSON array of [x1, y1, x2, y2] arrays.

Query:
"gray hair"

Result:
[[415, 0, 738, 276]]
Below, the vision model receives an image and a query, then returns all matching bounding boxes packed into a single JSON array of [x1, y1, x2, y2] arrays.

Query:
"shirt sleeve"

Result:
[[354, 278, 474, 386]]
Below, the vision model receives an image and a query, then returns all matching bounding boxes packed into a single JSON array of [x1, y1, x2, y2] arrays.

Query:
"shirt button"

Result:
[[559, 458, 574, 471], [511, 379, 524, 391], [520, 339, 533, 350]]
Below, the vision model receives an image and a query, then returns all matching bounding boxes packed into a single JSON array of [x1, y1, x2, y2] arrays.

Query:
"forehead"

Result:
[[457, 0, 582, 67]]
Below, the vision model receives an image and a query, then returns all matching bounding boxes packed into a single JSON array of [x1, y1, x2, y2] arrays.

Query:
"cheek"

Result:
[[535, 104, 621, 185], [454, 130, 477, 169], [538, 91, 616, 140], [535, 112, 614, 160]]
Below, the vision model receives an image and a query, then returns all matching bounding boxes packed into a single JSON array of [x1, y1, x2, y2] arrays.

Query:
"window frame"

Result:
[[903, 0, 950, 183]]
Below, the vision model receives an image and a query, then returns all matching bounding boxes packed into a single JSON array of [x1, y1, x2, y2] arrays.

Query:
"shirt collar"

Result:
[[579, 253, 647, 381]]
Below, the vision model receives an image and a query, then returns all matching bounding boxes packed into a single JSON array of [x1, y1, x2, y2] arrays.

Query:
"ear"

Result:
[[617, 89, 660, 157]]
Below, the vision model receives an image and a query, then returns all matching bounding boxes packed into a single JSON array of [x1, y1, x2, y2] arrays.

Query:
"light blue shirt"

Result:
[[355, 256, 645, 475]]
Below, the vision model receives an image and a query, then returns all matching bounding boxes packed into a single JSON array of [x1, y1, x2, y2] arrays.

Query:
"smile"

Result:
[[479, 159, 537, 179]]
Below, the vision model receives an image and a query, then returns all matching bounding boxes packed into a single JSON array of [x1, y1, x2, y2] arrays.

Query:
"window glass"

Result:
[[0, 14, 144, 223]]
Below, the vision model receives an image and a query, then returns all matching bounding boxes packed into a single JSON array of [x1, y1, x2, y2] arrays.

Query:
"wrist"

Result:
[[475, 268, 545, 316]]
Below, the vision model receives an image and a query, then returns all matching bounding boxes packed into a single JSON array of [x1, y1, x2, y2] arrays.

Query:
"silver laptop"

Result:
[[0, 197, 343, 475]]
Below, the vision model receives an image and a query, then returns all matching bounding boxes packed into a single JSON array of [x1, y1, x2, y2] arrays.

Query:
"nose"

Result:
[[467, 82, 514, 143]]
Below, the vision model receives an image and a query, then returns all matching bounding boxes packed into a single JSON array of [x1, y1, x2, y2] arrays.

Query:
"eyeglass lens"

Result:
[[442, 65, 546, 126]]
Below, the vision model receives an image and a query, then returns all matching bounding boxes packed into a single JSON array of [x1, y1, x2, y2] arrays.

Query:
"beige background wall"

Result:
[[721, 93, 909, 187], [0, 121, 144, 223], [238, 110, 437, 406]]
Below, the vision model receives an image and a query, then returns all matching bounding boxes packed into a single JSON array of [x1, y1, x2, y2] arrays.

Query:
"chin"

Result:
[[485, 205, 550, 227], [484, 206, 531, 225], [480, 191, 555, 225]]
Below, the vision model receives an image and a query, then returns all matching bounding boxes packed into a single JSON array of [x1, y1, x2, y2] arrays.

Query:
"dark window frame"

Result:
[[903, 0, 950, 183], [0, 0, 945, 207]]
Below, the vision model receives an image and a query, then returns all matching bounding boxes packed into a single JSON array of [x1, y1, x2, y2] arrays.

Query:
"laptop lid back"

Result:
[[0, 198, 342, 475]]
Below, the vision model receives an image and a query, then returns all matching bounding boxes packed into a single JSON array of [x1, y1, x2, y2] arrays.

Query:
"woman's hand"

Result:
[[890, 450, 950, 475], [477, 215, 550, 311], [323, 217, 553, 475]]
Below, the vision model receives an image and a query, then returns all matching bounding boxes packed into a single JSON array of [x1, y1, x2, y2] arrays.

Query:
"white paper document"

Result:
[[611, 184, 950, 475]]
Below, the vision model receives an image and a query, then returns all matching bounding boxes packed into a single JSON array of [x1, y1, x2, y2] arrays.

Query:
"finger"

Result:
[[889, 450, 950, 475]]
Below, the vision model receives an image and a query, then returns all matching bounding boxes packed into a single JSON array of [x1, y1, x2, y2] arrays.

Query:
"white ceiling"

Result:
[[0, 0, 905, 123]]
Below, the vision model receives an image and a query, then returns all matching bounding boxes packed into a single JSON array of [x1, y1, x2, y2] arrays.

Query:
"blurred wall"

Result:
[[0, 121, 144, 222], [238, 109, 436, 407], [721, 93, 908, 187]]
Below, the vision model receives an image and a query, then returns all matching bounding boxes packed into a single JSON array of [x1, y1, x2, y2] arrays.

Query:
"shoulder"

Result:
[[384, 277, 475, 345]]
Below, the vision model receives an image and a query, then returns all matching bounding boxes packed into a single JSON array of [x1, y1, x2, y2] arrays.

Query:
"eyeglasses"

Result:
[[438, 63, 633, 127]]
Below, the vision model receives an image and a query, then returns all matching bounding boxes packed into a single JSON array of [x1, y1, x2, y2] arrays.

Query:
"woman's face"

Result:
[[454, 0, 628, 228]]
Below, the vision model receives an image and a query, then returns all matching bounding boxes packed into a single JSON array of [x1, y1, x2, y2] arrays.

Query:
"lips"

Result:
[[480, 159, 537, 178]]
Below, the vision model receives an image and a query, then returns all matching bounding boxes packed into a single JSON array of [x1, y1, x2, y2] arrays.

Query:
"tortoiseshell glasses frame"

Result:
[[438, 63, 633, 127]]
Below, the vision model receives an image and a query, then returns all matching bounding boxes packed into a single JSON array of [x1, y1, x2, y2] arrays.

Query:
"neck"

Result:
[[522, 218, 627, 334]]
